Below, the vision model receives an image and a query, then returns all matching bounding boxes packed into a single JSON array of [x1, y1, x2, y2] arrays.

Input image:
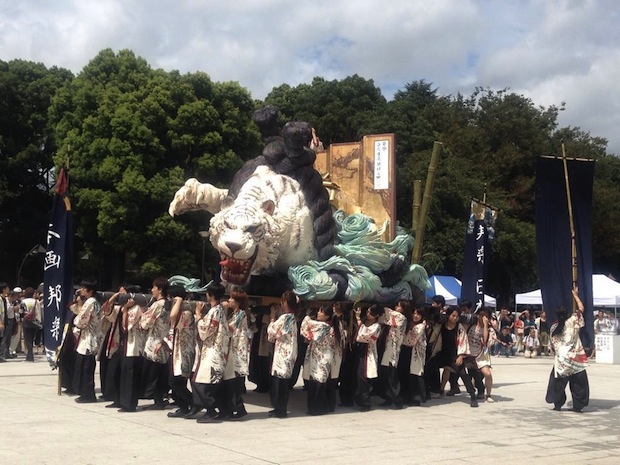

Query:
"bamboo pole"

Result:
[[412, 179, 422, 234], [561, 141, 578, 312], [412, 142, 442, 264]]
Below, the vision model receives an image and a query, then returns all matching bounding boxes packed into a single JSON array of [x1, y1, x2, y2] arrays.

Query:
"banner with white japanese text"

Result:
[[43, 168, 73, 363], [461, 199, 498, 312]]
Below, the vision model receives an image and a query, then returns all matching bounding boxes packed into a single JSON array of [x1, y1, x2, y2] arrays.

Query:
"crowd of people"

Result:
[[2, 278, 593, 416], [49, 279, 507, 421], [0, 283, 45, 363]]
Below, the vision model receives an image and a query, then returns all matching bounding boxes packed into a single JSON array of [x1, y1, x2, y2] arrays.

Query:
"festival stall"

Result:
[[515, 274, 620, 308], [515, 274, 620, 364], [425, 275, 497, 308]]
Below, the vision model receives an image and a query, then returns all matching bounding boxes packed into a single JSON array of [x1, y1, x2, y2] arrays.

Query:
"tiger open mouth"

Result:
[[219, 249, 258, 285]]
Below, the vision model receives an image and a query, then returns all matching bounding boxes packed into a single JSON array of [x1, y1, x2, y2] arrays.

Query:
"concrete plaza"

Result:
[[1, 353, 619, 465]]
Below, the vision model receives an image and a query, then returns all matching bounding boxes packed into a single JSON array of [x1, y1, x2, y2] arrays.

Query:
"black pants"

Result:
[[289, 342, 307, 389], [397, 346, 412, 403], [450, 365, 476, 396], [140, 359, 169, 405], [73, 353, 96, 399], [270, 375, 290, 414], [306, 379, 328, 415], [326, 378, 338, 412], [545, 369, 589, 411], [119, 356, 142, 410], [470, 368, 484, 395], [1, 319, 15, 358], [409, 374, 427, 403], [424, 357, 441, 394], [192, 381, 221, 415], [23, 325, 37, 361], [380, 365, 402, 406], [222, 376, 246, 415], [338, 348, 357, 406], [104, 352, 121, 402], [170, 375, 193, 412], [59, 335, 77, 393]]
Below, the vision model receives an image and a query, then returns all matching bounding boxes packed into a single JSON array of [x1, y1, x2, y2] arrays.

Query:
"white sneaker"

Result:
[[485, 395, 495, 403]]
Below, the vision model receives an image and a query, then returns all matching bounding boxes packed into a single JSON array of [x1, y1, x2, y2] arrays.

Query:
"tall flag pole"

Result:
[[535, 154, 595, 350], [461, 197, 498, 312], [43, 167, 74, 365]]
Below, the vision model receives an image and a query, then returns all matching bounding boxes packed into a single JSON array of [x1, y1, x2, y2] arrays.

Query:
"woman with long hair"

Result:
[[545, 287, 589, 412], [467, 308, 495, 402], [402, 306, 427, 405], [223, 289, 250, 420], [354, 304, 384, 412], [378, 300, 409, 409], [267, 290, 299, 418], [301, 305, 338, 415], [427, 307, 479, 407]]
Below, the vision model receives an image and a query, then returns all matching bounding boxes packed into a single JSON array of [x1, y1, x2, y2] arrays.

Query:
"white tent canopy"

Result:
[[426, 275, 497, 308], [515, 274, 620, 307]]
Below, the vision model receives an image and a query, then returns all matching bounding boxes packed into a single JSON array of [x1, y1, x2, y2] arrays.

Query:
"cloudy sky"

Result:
[[2, 0, 619, 154]]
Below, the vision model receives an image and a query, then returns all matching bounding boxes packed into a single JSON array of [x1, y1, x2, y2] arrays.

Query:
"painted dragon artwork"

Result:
[[169, 106, 430, 302]]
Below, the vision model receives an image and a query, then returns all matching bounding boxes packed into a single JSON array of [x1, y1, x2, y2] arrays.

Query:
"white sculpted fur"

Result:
[[170, 165, 317, 286]]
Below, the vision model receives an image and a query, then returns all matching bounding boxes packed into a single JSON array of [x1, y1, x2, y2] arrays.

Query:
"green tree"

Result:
[[264, 75, 388, 144], [0, 59, 73, 286], [49, 49, 260, 287]]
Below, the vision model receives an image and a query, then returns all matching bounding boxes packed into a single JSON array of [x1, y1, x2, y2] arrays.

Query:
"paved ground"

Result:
[[2, 352, 619, 465]]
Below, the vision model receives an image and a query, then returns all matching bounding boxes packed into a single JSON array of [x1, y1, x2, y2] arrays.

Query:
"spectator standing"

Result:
[[20, 287, 43, 362]]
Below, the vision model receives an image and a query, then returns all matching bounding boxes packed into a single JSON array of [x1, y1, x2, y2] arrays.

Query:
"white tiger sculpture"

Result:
[[169, 165, 317, 286]]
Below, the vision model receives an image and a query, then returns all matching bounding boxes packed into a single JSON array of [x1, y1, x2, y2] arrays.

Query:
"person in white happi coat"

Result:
[[222, 290, 250, 420], [167, 286, 196, 418], [378, 301, 408, 409], [118, 294, 145, 412], [301, 306, 337, 415], [354, 304, 384, 411], [190, 283, 230, 422], [327, 305, 345, 412], [267, 291, 299, 419], [71, 280, 103, 403], [99, 287, 126, 406], [545, 287, 589, 412], [139, 277, 170, 410], [401, 307, 427, 405]]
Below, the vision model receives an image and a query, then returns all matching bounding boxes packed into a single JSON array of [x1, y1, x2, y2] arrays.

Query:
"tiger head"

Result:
[[209, 197, 283, 286]]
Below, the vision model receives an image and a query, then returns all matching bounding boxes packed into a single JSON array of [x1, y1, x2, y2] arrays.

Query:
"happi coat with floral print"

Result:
[[403, 321, 426, 376], [194, 304, 230, 384], [224, 309, 250, 381], [140, 299, 170, 364], [172, 307, 196, 378], [550, 312, 588, 378], [356, 322, 381, 379], [268, 313, 298, 379], [300, 316, 334, 383], [72, 297, 103, 356], [379, 308, 407, 367]]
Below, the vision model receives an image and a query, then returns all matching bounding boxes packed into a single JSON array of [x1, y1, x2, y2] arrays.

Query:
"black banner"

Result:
[[535, 157, 595, 348], [43, 168, 74, 362], [461, 199, 498, 311]]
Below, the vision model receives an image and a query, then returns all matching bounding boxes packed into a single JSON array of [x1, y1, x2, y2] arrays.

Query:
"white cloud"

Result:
[[1, 0, 618, 153]]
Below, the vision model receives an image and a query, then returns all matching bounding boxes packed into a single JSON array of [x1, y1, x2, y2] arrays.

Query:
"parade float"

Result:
[[169, 106, 430, 304]]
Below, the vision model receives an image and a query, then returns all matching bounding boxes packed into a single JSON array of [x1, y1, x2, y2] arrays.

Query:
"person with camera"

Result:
[[71, 280, 103, 402]]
